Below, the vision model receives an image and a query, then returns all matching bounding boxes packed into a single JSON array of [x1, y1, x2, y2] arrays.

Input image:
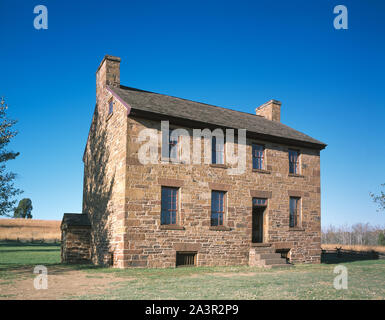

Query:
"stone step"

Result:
[[263, 258, 287, 265], [256, 253, 281, 260], [249, 243, 292, 268]]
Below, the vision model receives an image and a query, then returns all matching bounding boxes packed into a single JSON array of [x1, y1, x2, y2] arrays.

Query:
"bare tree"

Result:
[[370, 184, 385, 212], [322, 223, 385, 246]]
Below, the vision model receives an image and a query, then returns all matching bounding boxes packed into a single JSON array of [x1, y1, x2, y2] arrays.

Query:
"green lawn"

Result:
[[0, 241, 61, 267], [1, 242, 384, 300]]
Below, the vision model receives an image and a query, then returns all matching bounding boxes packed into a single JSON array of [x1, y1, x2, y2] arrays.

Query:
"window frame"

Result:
[[108, 98, 114, 116], [253, 197, 268, 207], [252, 144, 265, 170], [289, 197, 301, 228], [211, 190, 226, 226], [176, 252, 197, 267], [168, 129, 180, 160], [211, 136, 225, 165], [288, 149, 300, 174], [161, 187, 179, 225]]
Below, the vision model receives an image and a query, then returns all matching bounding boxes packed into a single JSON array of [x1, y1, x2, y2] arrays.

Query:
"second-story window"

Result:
[[169, 130, 179, 160], [289, 149, 299, 174], [289, 197, 300, 227], [211, 190, 225, 226], [212, 136, 224, 164], [161, 187, 178, 225], [252, 144, 264, 170], [108, 99, 113, 116]]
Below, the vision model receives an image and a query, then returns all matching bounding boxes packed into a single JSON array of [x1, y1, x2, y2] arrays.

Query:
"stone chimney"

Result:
[[255, 99, 282, 122], [96, 55, 121, 99]]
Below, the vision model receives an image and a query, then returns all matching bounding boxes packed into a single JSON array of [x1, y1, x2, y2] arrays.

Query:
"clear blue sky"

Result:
[[0, 0, 384, 227]]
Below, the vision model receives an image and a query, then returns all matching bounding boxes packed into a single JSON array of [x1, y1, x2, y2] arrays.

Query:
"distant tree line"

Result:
[[322, 223, 385, 246]]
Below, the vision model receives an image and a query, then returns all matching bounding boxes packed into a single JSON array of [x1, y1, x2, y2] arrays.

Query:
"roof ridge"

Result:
[[112, 85, 326, 149], [118, 85, 265, 119]]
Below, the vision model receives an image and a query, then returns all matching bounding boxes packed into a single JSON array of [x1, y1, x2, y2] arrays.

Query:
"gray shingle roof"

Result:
[[61, 213, 90, 228], [110, 85, 326, 149]]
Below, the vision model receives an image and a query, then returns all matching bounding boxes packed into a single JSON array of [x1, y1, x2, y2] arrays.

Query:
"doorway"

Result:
[[252, 206, 265, 243]]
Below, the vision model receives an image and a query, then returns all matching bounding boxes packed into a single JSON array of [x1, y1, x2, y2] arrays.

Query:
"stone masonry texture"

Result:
[[61, 225, 91, 264], [73, 55, 324, 268]]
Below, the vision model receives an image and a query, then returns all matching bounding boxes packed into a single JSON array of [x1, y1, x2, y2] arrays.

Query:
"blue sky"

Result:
[[0, 0, 384, 227]]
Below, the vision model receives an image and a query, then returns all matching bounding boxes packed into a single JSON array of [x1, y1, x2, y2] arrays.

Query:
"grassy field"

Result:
[[0, 219, 61, 242], [0, 242, 384, 300]]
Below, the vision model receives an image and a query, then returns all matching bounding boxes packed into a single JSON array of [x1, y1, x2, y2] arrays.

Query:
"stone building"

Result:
[[61, 55, 326, 268], [61, 213, 91, 264]]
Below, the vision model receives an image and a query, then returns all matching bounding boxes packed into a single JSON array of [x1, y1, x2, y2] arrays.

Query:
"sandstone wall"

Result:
[[82, 57, 127, 267], [119, 116, 321, 268], [61, 226, 91, 264]]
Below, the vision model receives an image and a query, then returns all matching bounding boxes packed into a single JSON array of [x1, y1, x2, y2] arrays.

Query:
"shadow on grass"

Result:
[[0, 242, 60, 254], [0, 262, 101, 276], [0, 241, 60, 247], [0, 249, 60, 253]]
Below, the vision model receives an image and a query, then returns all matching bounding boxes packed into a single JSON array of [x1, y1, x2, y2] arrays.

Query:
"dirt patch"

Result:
[[205, 268, 291, 278], [208, 272, 258, 278], [0, 266, 132, 300]]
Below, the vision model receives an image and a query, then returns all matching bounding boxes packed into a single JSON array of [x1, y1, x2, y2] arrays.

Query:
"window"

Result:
[[252, 144, 264, 170], [162, 129, 179, 160], [289, 197, 300, 227], [169, 130, 179, 160], [176, 252, 196, 267], [211, 191, 225, 226], [161, 187, 178, 225], [289, 150, 299, 174], [253, 198, 267, 206], [212, 136, 224, 164], [108, 99, 113, 116]]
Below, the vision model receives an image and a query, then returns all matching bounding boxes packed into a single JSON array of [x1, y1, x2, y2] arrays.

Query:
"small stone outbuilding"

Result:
[[61, 213, 91, 264]]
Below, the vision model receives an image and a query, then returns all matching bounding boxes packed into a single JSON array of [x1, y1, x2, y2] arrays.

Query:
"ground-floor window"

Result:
[[161, 187, 178, 225], [176, 252, 196, 267], [289, 197, 300, 227], [211, 190, 225, 226]]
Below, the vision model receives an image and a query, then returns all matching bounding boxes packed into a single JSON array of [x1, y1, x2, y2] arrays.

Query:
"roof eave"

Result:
[[128, 108, 327, 150]]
